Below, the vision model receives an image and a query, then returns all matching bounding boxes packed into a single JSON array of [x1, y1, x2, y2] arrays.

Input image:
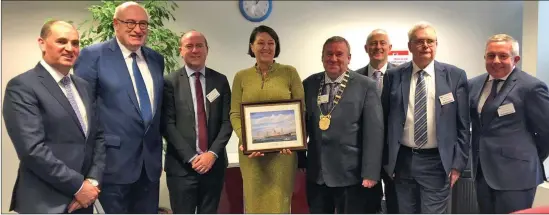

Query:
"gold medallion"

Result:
[[319, 115, 331, 130]]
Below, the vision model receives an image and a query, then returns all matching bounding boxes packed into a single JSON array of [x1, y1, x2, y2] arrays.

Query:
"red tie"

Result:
[[194, 72, 208, 152]]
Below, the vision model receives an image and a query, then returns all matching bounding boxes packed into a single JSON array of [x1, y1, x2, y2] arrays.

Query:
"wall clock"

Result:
[[239, 0, 273, 22]]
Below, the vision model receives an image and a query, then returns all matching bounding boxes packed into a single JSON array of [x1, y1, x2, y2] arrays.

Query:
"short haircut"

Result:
[[113, 1, 150, 20], [407, 21, 436, 42], [366, 29, 391, 45], [322, 36, 351, 55], [40, 19, 61, 39], [486, 34, 520, 56], [247, 25, 280, 58], [180, 30, 209, 49]]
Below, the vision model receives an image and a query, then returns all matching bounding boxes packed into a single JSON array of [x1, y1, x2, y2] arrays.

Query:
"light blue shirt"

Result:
[[185, 65, 217, 163]]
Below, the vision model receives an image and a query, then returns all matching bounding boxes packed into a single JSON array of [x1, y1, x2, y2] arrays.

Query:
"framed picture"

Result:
[[240, 99, 307, 155]]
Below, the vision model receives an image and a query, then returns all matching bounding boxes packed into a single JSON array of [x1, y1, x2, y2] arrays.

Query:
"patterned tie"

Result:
[[414, 70, 428, 148], [322, 83, 336, 113], [131, 52, 152, 124], [60, 76, 87, 136], [194, 72, 208, 152], [373, 70, 383, 93]]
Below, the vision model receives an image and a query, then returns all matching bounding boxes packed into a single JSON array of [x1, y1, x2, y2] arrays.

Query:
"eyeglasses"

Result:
[[116, 19, 149, 30], [412, 39, 437, 47]]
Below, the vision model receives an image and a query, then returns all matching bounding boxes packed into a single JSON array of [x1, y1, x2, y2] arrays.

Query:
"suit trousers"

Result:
[[394, 146, 450, 214], [373, 169, 399, 213], [306, 181, 379, 214], [166, 165, 225, 214], [475, 163, 536, 214], [99, 166, 160, 213]]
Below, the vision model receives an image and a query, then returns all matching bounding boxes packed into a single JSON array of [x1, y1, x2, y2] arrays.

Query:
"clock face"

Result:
[[240, 0, 272, 22]]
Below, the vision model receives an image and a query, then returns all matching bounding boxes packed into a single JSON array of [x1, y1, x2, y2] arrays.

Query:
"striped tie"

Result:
[[414, 70, 428, 148]]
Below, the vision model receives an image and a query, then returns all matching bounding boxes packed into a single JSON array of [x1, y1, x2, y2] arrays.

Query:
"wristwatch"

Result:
[[86, 178, 99, 187]]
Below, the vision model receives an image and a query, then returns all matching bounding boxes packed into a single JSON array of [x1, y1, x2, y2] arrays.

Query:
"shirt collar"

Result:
[[488, 66, 514, 81], [40, 59, 71, 83], [367, 62, 388, 76], [185, 64, 206, 78], [412, 60, 435, 77], [324, 71, 347, 84], [116, 37, 143, 60]]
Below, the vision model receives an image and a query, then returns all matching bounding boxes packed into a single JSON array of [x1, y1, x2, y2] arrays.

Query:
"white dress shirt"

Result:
[[116, 38, 155, 113], [401, 61, 438, 149], [477, 71, 513, 114]]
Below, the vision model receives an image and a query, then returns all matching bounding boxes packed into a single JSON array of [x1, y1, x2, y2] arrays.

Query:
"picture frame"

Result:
[[240, 99, 307, 155]]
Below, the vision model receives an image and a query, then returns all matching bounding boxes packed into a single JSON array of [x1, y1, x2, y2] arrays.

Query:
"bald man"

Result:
[[3, 20, 105, 213], [74, 1, 165, 213]]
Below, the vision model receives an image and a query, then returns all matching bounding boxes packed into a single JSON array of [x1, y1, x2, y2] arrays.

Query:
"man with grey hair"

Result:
[[381, 21, 470, 213], [74, 1, 165, 213], [355, 29, 398, 213], [468, 33, 549, 213]]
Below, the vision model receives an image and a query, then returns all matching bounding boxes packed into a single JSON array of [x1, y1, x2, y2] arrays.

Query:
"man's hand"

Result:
[[449, 168, 461, 188], [362, 179, 377, 188], [192, 152, 217, 174], [75, 180, 100, 208], [67, 199, 83, 213]]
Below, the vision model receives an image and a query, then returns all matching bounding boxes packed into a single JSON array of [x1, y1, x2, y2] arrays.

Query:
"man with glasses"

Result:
[[162, 30, 232, 214], [74, 1, 165, 213], [355, 29, 398, 213], [381, 22, 470, 213]]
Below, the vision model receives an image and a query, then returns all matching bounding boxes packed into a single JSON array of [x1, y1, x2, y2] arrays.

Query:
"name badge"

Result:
[[318, 94, 329, 104], [206, 89, 220, 102], [498, 103, 516, 117], [439, 92, 455, 105]]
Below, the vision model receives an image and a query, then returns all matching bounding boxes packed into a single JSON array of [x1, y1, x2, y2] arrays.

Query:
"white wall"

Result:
[[1, 1, 524, 212]]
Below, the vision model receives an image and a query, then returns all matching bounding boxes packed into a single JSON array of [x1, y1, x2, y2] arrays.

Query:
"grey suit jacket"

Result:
[[3, 63, 105, 213], [161, 66, 232, 177], [381, 61, 470, 176], [299, 71, 384, 187], [469, 68, 549, 190]]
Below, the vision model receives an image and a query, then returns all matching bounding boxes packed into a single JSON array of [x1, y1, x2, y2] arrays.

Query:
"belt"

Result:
[[401, 145, 439, 155]]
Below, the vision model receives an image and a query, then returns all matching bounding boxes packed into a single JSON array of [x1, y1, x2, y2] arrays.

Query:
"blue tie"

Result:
[[131, 52, 152, 124], [60, 76, 87, 136], [414, 70, 428, 148]]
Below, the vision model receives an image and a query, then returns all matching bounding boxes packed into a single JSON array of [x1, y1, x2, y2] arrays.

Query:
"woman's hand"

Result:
[[240, 145, 265, 158], [280, 149, 292, 155]]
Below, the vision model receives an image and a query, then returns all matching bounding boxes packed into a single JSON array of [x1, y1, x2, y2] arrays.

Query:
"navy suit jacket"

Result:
[[381, 61, 470, 176], [300, 71, 385, 187], [468, 68, 549, 190], [3, 63, 105, 213], [354, 62, 397, 78], [74, 38, 165, 184]]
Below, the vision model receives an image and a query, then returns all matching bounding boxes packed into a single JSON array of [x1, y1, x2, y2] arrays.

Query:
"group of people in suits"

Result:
[[3, 1, 548, 214]]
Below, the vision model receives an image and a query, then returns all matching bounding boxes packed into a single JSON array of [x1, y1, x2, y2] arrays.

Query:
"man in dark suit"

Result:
[[355, 28, 398, 213], [381, 22, 470, 213], [3, 20, 105, 214], [162, 30, 232, 214], [468, 34, 549, 214], [300, 36, 384, 213], [74, 2, 165, 213]]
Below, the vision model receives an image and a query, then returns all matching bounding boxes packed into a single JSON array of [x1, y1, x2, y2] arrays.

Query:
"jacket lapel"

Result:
[[179, 67, 196, 121], [205, 68, 213, 120], [72, 75, 91, 138], [311, 73, 323, 140], [472, 74, 489, 113], [434, 61, 449, 119], [481, 68, 518, 126], [108, 39, 142, 119], [142, 48, 163, 118], [35, 64, 85, 137], [400, 62, 413, 122]]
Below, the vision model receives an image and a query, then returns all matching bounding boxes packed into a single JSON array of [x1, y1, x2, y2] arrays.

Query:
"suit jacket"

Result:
[[381, 61, 470, 176], [74, 38, 165, 184], [355, 62, 397, 78], [3, 63, 105, 213], [300, 71, 384, 187], [161, 66, 232, 176], [468, 68, 549, 190]]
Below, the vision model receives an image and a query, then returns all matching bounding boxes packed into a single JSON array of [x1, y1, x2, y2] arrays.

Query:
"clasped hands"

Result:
[[192, 152, 217, 174], [67, 180, 100, 213], [239, 145, 292, 158]]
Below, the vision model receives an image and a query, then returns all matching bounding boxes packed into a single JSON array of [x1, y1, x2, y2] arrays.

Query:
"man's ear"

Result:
[[38, 37, 46, 52]]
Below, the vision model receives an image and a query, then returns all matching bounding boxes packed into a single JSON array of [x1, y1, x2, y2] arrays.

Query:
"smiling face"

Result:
[[322, 41, 351, 79], [180, 31, 208, 71], [38, 21, 80, 73], [485, 41, 520, 79], [250, 32, 276, 64], [114, 4, 149, 52], [365, 32, 392, 65]]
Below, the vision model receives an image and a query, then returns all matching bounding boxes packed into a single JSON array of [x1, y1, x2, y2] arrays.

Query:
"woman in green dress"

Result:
[[230, 25, 305, 213]]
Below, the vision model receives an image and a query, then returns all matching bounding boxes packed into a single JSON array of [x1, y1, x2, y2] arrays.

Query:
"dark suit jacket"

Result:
[[161, 67, 232, 176], [382, 61, 470, 176], [355, 62, 397, 78], [469, 68, 549, 190], [3, 63, 105, 213], [74, 38, 165, 184], [300, 71, 384, 187]]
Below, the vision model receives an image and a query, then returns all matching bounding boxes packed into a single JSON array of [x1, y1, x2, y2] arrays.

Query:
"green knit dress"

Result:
[[230, 62, 305, 213]]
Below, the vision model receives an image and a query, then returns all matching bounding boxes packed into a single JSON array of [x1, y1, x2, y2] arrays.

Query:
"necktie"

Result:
[[194, 72, 208, 152], [414, 70, 428, 148], [60, 76, 87, 136], [482, 79, 503, 113], [373, 70, 383, 93], [322, 83, 336, 113], [130, 52, 152, 124]]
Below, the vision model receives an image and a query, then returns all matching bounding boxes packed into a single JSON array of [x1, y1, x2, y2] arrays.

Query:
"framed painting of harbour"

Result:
[[240, 99, 307, 155]]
